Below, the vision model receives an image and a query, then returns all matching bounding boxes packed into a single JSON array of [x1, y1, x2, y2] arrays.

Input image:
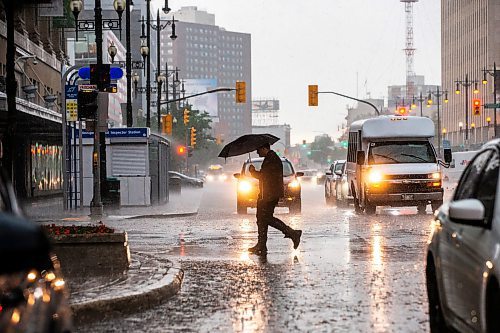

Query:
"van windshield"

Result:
[[368, 141, 436, 165]]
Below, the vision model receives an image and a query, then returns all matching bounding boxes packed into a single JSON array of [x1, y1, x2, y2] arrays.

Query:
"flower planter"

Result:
[[48, 232, 131, 277]]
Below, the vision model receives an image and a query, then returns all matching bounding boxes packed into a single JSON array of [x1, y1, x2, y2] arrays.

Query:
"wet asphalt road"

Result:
[[77, 180, 438, 332]]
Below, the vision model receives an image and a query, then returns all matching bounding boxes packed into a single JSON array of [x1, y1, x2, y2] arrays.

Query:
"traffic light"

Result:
[[397, 106, 408, 116], [236, 81, 246, 103], [183, 108, 190, 125], [473, 98, 481, 116], [90, 64, 110, 89], [177, 145, 186, 155], [190, 127, 197, 147], [77, 90, 98, 120], [162, 114, 173, 135], [188, 146, 193, 157], [308, 85, 318, 106]]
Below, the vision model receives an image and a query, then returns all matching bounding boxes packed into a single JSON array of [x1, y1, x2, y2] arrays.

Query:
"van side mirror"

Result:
[[443, 148, 452, 164], [296, 172, 304, 177], [356, 151, 365, 166]]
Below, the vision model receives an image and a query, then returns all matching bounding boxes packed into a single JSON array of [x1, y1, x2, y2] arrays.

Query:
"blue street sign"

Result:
[[74, 127, 150, 139], [65, 85, 78, 99], [78, 66, 124, 80]]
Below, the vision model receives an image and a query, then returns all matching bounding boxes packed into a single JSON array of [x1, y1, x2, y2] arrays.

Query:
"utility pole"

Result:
[[4, 1, 16, 186], [90, 0, 104, 217], [146, 0, 151, 127], [125, 0, 132, 126]]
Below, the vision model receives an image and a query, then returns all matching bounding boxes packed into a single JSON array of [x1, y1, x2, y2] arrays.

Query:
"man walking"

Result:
[[248, 143, 302, 255]]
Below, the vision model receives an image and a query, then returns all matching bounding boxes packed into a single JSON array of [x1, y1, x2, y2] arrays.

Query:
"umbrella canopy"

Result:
[[218, 134, 280, 158]]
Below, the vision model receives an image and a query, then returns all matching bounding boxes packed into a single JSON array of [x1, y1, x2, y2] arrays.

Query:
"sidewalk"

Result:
[[24, 187, 203, 223], [70, 251, 183, 324], [23, 188, 204, 323]]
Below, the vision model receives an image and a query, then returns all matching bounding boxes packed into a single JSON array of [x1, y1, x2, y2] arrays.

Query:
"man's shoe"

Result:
[[248, 244, 267, 255], [291, 230, 302, 249]]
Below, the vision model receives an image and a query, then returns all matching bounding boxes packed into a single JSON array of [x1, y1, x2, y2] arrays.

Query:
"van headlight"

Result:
[[430, 172, 441, 180], [288, 180, 300, 189], [368, 170, 384, 184], [238, 181, 252, 193]]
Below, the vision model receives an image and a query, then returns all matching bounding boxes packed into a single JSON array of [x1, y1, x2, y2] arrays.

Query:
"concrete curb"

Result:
[[125, 211, 198, 220], [70, 262, 184, 324]]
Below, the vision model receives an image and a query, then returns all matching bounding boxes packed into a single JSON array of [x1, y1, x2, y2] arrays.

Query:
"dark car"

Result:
[[168, 171, 204, 188], [0, 170, 72, 332], [233, 157, 303, 214]]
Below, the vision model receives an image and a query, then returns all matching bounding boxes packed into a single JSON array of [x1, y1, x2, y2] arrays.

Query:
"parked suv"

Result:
[[426, 139, 500, 333], [234, 157, 303, 214]]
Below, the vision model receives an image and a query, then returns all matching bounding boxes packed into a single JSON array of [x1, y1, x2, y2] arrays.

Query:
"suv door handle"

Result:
[[451, 231, 463, 247]]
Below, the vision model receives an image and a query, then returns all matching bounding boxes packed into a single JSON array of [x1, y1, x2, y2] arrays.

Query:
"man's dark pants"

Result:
[[256, 198, 294, 248]]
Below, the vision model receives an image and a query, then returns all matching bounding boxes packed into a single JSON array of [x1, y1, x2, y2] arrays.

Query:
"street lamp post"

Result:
[[150, 9, 177, 133], [455, 74, 479, 145], [412, 92, 425, 117], [125, 0, 133, 126], [482, 63, 498, 138], [429, 87, 449, 156]]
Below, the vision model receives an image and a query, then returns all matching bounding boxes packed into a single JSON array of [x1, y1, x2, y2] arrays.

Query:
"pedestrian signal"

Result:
[[236, 81, 246, 103], [177, 145, 186, 155], [473, 99, 481, 116], [308, 85, 318, 106]]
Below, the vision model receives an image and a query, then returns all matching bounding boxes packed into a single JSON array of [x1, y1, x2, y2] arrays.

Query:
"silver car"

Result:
[[426, 139, 500, 333]]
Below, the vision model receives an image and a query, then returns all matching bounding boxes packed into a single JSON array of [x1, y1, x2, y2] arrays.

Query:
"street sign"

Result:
[[65, 85, 78, 122], [484, 103, 500, 109], [78, 84, 98, 91]]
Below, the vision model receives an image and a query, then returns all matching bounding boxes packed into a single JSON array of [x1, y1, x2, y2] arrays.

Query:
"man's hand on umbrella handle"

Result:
[[249, 165, 256, 173]]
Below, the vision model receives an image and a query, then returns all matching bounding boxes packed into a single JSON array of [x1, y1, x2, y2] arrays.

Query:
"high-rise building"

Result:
[[162, 7, 252, 142], [441, 0, 500, 148]]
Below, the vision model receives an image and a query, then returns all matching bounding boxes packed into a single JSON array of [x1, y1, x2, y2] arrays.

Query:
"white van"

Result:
[[346, 116, 451, 214]]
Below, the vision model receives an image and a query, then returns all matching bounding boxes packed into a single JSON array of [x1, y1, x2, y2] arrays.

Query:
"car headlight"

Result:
[[207, 175, 214, 181], [238, 181, 252, 193], [288, 179, 300, 189], [316, 172, 324, 177], [219, 174, 227, 181], [368, 170, 384, 184], [430, 172, 441, 180]]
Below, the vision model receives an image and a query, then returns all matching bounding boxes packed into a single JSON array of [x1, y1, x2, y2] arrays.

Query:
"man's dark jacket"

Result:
[[250, 150, 284, 201]]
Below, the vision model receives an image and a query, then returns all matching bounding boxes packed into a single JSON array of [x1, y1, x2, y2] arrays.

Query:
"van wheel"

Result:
[[417, 204, 427, 214], [237, 202, 247, 214], [431, 200, 443, 212], [353, 193, 362, 214], [426, 257, 450, 333], [365, 203, 376, 215]]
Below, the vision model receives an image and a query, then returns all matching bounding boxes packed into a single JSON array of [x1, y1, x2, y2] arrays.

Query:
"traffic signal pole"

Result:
[[317, 91, 381, 116], [90, 0, 104, 218]]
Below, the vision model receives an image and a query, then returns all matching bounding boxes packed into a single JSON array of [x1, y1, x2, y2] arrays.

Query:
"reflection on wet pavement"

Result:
[[78, 183, 436, 332]]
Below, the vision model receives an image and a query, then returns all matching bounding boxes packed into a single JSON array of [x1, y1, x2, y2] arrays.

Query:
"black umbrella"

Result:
[[218, 134, 280, 158]]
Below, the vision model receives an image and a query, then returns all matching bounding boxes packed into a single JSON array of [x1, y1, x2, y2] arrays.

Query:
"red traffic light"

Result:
[[473, 99, 481, 115], [177, 146, 186, 155]]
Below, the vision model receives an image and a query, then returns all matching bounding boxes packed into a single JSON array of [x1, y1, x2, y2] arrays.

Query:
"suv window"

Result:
[[454, 150, 492, 201], [475, 151, 499, 225]]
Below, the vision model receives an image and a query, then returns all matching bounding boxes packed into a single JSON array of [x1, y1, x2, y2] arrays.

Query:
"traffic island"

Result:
[[42, 223, 130, 276]]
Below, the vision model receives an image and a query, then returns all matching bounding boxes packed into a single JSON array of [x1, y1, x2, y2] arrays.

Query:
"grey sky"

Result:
[[155, 0, 441, 144]]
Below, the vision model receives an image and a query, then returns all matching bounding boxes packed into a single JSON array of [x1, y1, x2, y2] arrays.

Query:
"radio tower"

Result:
[[401, 0, 418, 100]]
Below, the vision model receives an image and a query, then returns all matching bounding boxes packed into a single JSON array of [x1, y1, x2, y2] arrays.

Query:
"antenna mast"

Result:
[[401, 0, 418, 100]]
